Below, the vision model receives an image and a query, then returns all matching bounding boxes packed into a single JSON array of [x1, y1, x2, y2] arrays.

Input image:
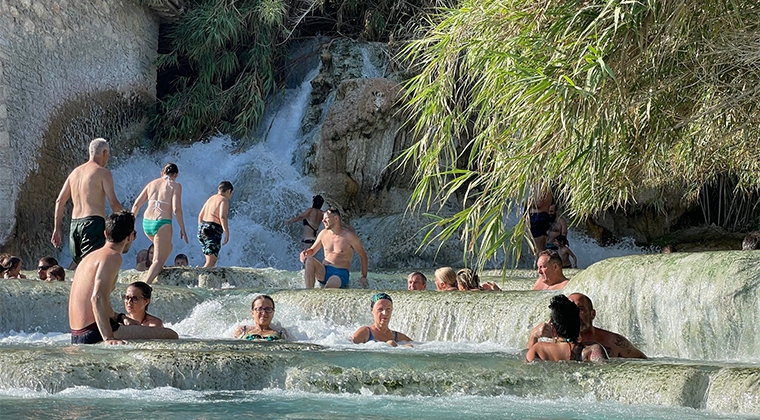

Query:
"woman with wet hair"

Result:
[[121, 281, 164, 327], [525, 294, 607, 362], [2, 256, 25, 279], [131, 162, 188, 285], [456, 268, 501, 291], [234, 295, 289, 341], [352, 293, 412, 347], [434, 267, 458, 291]]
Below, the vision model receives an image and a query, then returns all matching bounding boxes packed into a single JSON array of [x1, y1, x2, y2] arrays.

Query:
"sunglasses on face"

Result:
[[38, 266, 50, 271], [122, 295, 144, 303], [252, 307, 274, 314]]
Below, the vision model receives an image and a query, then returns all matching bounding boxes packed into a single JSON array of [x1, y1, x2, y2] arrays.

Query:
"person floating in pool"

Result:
[[233, 295, 289, 341], [352, 293, 412, 347], [121, 281, 165, 327], [525, 294, 607, 362]]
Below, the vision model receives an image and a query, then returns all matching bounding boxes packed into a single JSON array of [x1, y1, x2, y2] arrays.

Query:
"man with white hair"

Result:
[[52, 138, 123, 268]]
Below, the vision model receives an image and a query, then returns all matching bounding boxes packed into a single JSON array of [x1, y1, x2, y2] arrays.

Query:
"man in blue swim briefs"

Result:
[[299, 208, 369, 289], [52, 138, 124, 268]]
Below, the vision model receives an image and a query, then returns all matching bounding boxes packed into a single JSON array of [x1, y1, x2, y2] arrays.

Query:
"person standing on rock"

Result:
[[197, 180, 233, 268], [284, 194, 324, 250], [300, 208, 368, 289], [52, 138, 124, 269]]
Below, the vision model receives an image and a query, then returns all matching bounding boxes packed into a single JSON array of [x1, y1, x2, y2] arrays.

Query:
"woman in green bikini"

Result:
[[233, 295, 289, 341], [131, 163, 188, 285]]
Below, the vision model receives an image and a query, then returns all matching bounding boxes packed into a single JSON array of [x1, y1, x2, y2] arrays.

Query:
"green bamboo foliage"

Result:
[[401, 0, 760, 268]]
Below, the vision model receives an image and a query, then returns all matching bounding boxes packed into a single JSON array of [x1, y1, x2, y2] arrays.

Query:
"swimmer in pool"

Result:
[[233, 295, 289, 341], [121, 281, 165, 327], [352, 293, 412, 347]]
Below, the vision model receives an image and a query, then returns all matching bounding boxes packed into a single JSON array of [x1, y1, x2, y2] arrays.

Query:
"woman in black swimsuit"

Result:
[[284, 195, 324, 249], [525, 294, 607, 362]]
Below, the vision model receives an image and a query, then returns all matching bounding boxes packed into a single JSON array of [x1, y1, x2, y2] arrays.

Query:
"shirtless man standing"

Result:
[[52, 138, 123, 268], [69, 211, 178, 344], [299, 208, 368, 289], [531, 250, 569, 290], [527, 292, 646, 358], [197, 181, 233, 267]]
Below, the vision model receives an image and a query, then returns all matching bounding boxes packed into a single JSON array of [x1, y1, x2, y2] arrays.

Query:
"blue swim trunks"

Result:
[[321, 265, 350, 288]]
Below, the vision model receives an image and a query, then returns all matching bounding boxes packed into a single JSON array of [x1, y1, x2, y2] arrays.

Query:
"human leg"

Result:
[[323, 265, 350, 289], [303, 257, 325, 288], [144, 224, 173, 284]]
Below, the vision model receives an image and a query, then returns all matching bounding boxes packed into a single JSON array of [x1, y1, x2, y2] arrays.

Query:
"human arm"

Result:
[[130, 185, 149, 216], [299, 232, 324, 263], [284, 209, 310, 226], [143, 314, 164, 328], [173, 183, 188, 243], [90, 262, 125, 345], [480, 281, 501, 291], [51, 177, 72, 247], [613, 334, 647, 358], [351, 326, 370, 344], [219, 198, 230, 245], [102, 170, 123, 213], [351, 234, 369, 288], [527, 321, 553, 348], [568, 248, 578, 268], [583, 343, 609, 362]]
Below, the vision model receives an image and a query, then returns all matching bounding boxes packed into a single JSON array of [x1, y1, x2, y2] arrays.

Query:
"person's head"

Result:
[[407, 272, 427, 291], [89, 138, 109, 164], [568, 293, 596, 333], [323, 208, 341, 229], [105, 211, 136, 252], [2, 256, 22, 277], [549, 294, 581, 342], [46, 265, 65, 282], [218, 180, 234, 196], [742, 231, 760, 250], [174, 254, 189, 266], [661, 244, 676, 253], [370, 293, 393, 327], [136, 249, 148, 265], [251, 295, 276, 328], [312, 195, 325, 209], [434, 267, 457, 290], [124, 281, 153, 314], [555, 235, 569, 247], [548, 204, 557, 218], [456, 268, 480, 291], [162, 162, 179, 178], [37, 256, 59, 280], [537, 250, 563, 281]]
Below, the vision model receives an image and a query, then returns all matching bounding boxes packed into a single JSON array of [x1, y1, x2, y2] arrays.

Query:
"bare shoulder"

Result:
[[352, 326, 370, 343]]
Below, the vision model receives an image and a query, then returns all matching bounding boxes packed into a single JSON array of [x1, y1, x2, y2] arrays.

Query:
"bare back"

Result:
[[198, 194, 229, 225], [68, 246, 122, 330], [68, 162, 114, 219], [321, 229, 362, 269], [587, 328, 646, 358], [142, 177, 179, 220]]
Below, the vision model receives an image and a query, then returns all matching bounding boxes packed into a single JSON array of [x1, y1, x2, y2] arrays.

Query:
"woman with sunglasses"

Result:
[[121, 281, 164, 327], [234, 295, 288, 341], [352, 293, 412, 347]]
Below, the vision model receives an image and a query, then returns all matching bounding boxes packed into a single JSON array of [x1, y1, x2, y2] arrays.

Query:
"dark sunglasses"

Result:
[[122, 295, 144, 303], [38, 265, 50, 271]]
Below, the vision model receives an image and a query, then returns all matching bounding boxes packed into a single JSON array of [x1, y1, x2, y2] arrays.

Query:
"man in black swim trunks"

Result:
[[197, 181, 234, 267], [528, 185, 553, 254], [52, 138, 124, 269], [69, 211, 178, 344]]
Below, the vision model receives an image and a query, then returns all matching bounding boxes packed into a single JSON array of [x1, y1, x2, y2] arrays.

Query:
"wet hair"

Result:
[[371, 292, 392, 308], [89, 138, 109, 158], [162, 162, 179, 176], [456, 268, 480, 290], [408, 271, 427, 284], [555, 235, 569, 247], [106, 211, 136, 243], [538, 250, 563, 267], [174, 254, 188, 265], [549, 294, 581, 342], [2, 256, 21, 274], [128, 281, 153, 310], [218, 180, 234, 193], [46, 265, 65, 281], [434, 267, 457, 288], [326, 208, 341, 218], [312, 195, 325, 209], [252, 294, 275, 310], [742, 232, 760, 250], [39, 256, 59, 267]]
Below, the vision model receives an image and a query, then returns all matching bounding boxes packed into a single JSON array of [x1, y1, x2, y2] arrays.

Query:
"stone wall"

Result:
[[0, 0, 158, 261]]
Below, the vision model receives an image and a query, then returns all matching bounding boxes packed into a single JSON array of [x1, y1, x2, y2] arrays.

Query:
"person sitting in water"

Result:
[[284, 194, 324, 249], [120, 281, 165, 327], [352, 293, 413, 347], [433, 267, 458, 291], [37, 256, 59, 280], [525, 294, 608, 362], [2, 256, 26, 279], [527, 292, 647, 358], [407, 272, 427, 290], [174, 253, 189, 267], [135, 248, 149, 271], [456, 268, 501, 291], [233, 295, 289, 341], [555, 235, 577, 269], [46, 265, 66, 282], [531, 250, 569, 290]]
